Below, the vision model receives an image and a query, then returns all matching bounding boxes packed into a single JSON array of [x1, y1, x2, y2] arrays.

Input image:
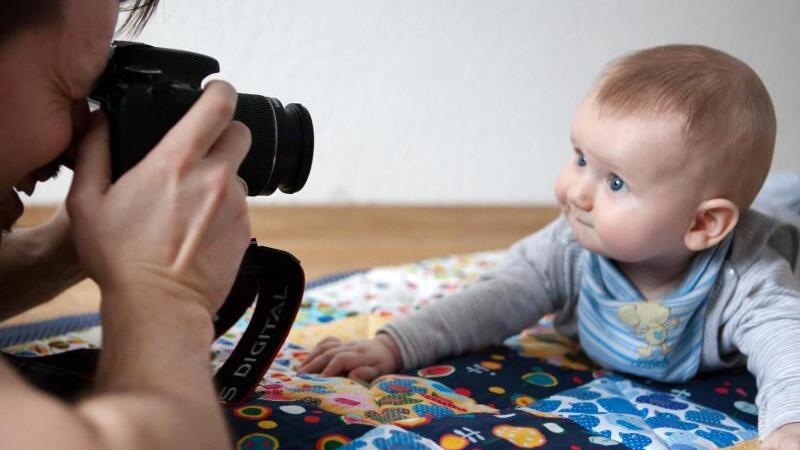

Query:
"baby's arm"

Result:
[[381, 217, 571, 371], [760, 423, 800, 449], [300, 217, 572, 378], [727, 247, 800, 443], [379, 218, 570, 370]]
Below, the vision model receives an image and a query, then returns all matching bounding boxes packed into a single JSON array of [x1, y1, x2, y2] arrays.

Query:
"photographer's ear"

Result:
[[684, 199, 739, 251]]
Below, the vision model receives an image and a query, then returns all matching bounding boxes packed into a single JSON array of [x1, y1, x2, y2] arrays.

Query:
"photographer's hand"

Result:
[[68, 80, 251, 316], [61, 80, 250, 450]]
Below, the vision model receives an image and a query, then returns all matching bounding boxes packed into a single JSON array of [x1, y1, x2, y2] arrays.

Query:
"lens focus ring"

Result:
[[234, 94, 277, 196]]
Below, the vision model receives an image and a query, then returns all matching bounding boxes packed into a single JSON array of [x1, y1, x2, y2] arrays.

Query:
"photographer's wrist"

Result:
[[102, 275, 216, 325], [97, 254, 231, 313], [97, 281, 216, 392]]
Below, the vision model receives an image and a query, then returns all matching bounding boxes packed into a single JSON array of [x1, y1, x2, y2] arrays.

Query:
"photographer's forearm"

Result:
[[0, 281, 230, 450], [0, 225, 85, 320], [77, 283, 231, 449], [94, 283, 217, 395]]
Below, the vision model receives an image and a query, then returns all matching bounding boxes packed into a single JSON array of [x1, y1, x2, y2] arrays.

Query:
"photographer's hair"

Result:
[[119, 0, 161, 35], [0, 0, 160, 46], [594, 44, 776, 210]]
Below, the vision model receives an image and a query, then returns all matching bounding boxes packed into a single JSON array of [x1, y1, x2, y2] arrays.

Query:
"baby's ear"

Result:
[[684, 199, 739, 251]]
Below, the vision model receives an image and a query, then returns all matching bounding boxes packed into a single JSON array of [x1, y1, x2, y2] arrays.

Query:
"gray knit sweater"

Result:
[[381, 209, 800, 437]]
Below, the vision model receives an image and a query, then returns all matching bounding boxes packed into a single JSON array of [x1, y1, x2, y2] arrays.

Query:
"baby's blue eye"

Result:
[[609, 175, 627, 192], [576, 153, 587, 167]]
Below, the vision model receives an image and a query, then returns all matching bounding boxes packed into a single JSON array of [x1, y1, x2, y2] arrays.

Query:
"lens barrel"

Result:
[[234, 95, 314, 196]]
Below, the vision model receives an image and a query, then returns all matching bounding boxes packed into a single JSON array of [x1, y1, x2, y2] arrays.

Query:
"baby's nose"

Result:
[[568, 178, 594, 211]]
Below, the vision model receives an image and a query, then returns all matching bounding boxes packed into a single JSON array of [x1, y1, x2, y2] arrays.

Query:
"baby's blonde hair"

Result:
[[595, 44, 776, 210]]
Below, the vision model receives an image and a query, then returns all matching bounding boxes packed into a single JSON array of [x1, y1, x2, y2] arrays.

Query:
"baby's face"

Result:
[[555, 96, 707, 265]]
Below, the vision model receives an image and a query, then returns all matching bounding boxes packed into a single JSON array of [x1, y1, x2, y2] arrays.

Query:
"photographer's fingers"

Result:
[[203, 121, 251, 194], [158, 80, 238, 163], [68, 111, 111, 206]]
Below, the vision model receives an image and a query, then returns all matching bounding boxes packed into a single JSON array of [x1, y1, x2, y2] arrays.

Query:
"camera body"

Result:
[[89, 41, 313, 196]]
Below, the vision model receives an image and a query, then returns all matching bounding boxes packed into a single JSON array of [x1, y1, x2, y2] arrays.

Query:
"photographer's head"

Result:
[[0, 0, 157, 229]]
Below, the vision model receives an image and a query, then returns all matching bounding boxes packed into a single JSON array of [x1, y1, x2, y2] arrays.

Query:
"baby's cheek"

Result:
[[553, 171, 569, 206], [595, 214, 649, 262]]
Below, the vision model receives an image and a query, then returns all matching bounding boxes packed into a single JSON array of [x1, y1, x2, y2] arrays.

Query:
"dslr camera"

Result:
[[89, 40, 313, 194], [88, 41, 313, 404]]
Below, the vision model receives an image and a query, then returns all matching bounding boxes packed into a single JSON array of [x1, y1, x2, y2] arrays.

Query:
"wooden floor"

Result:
[[3, 205, 559, 325]]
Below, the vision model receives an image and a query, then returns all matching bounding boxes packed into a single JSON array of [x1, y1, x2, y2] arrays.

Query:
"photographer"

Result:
[[0, 1, 249, 448]]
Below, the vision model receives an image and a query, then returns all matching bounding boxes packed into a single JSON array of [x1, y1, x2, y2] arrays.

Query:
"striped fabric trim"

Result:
[[577, 235, 733, 382]]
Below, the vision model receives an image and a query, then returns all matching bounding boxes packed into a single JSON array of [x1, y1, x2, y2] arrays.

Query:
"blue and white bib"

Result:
[[577, 235, 733, 382]]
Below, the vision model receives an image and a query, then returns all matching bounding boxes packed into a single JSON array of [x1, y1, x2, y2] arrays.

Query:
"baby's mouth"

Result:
[[561, 203, 594, 229], [571, 212, 594, 228]]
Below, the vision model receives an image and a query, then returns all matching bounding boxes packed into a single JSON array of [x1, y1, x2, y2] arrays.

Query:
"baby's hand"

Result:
[[761, 422, 800, 449], [297, 334, 402, 382]]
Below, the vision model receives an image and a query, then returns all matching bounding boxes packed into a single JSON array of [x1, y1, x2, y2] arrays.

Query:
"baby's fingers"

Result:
[[321, 352, 364, 377], [348, 366, 381, 383], [297, 352, 334, 374], [298, 337, 341, 369]]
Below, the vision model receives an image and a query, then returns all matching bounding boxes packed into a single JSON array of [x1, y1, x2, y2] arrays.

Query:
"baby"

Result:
[[299, 45, 800, 447]]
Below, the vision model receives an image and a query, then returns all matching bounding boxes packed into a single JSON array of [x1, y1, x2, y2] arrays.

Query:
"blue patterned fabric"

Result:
[[220, 343, 757, 449], [531, 375, 757, 449], [578, 235, 733, 382], [339, 425, 443, 450]]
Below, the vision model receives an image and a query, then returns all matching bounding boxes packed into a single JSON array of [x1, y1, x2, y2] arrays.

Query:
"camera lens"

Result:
[[234, 94, 314, 196]]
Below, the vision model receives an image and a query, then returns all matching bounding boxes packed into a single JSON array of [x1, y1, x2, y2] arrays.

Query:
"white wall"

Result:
[[29, 0, 800, 205]]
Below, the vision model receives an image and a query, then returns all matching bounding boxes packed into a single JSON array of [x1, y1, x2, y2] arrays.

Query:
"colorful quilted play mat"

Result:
[[1, 251, 761, 450]]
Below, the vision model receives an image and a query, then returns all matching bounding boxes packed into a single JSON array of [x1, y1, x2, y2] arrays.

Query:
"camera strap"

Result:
[[212, 240, 304, 405]]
